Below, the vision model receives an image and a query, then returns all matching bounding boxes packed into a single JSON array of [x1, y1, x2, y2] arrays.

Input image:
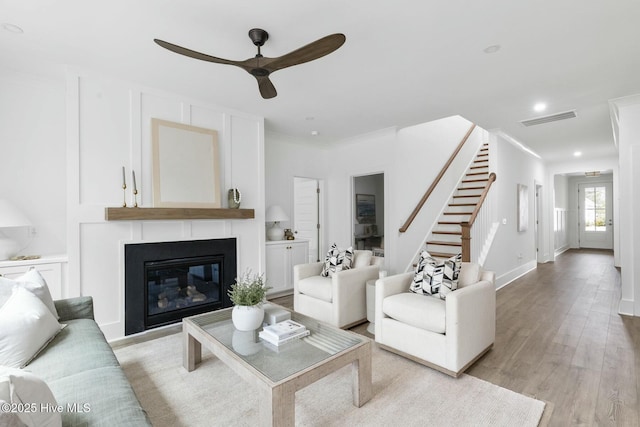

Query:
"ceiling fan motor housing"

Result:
[[249, 28, 269, 47]]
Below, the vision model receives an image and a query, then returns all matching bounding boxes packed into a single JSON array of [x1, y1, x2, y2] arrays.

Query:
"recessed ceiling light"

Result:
[[483, 45, 501, 54], [311, 130, 318, 136], [305, 116, 315, 121], [533, 102, 547, 112], [574, 151, 582, 157], [1, 23, 24, 33]]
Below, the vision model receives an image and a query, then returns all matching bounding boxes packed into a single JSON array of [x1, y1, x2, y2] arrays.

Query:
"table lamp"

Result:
[[265, 205, 289, 241], [0, 199, 32, 260]]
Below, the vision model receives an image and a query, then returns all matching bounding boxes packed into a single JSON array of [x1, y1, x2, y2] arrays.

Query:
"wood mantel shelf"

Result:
[[105, 207, 255, 221]]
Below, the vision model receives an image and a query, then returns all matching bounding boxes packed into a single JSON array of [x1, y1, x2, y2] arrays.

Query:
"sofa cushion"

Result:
[[0, 287, 64, 368], [352, 250, 372, 268], [27, 319, 120, 383], [297, 276, 333, 303], [321, 243, 354, 277], [0, 366, 62, 427], [383, 292, 446, 334], [47, 366, 150, 426]]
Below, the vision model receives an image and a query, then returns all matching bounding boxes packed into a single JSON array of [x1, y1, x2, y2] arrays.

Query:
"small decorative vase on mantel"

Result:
[[228, 270, 272, 331], [228, 188, 242, 209]]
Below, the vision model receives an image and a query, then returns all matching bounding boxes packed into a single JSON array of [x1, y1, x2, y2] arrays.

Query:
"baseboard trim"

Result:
[[495, 260, 537, 290], [618, 299, 635, 316], [554, 245, 570, 258], [378, 343, 493, 378]]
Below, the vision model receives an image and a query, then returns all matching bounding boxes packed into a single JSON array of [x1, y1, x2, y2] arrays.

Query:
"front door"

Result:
[[578, 182, 613, 249]]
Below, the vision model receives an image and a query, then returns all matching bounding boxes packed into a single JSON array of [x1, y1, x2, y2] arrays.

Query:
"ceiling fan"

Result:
[[154, 29, 346, 99]]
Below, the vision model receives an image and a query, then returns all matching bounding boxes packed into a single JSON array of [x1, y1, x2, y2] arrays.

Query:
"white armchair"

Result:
[[294, 250, 382, 329], [375, 262, 495, 377]]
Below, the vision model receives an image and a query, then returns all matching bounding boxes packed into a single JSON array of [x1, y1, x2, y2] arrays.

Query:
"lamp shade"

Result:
[[265, 205, 289, 223], [0, 200, 32, 228]]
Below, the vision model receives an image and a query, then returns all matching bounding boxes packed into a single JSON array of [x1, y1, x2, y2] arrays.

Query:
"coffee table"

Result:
[[182, 305, 372, 427]]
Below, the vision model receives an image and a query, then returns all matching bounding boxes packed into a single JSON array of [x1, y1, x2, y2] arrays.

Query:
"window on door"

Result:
[[583, 186, 606, 232]]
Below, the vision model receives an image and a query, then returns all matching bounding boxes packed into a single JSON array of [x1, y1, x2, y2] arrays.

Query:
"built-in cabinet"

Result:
[[0, 255, 68, 299], [265, 240, 309, 295]]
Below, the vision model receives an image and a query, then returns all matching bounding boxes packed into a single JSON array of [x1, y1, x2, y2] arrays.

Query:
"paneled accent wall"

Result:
[[554, 208, 569, 255], [66, 72, 265, 340]]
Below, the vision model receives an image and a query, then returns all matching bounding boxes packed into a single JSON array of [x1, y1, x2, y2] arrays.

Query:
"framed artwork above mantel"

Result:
[[151, 118, 221, 208]]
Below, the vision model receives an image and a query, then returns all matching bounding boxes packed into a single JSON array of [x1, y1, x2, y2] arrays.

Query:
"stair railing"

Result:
[[399, 124, 476, 233], [461, 172, 496, 262]]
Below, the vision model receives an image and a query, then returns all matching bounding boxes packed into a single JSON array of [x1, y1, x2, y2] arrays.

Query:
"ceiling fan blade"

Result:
[[256, 76, 277, 99], [264, 33, 346, 72], [154, 39, 250, 71]]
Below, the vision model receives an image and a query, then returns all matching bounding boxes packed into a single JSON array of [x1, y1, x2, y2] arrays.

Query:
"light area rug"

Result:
[[114, 332, 545, 426]]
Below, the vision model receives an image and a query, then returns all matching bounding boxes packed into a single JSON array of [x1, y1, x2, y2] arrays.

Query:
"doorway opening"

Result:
[[352, 173, 385, 257]]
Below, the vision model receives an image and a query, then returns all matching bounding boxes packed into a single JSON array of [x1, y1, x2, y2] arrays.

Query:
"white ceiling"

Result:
[[2, 0, 638, 163]]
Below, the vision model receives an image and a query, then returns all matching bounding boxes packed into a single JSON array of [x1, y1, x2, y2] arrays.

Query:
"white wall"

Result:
[[483, 132, 545, 287], [265, 115, 486, 275], [0, 68, 67, 256], [264, 131, 328, 243], [63, 70, 265, 340], [610, 95, 640, 316]]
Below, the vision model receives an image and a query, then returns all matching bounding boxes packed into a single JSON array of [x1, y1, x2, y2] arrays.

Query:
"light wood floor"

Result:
[[271, 249, 640, 426]]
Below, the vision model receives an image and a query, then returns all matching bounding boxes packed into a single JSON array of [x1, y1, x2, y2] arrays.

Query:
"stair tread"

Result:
[[470, 165, 489, 169], [449, 203, 476, 206], [473, 159, 489, 163], [476, 153, 489, 157], [438, 221, 461, 225], [458, 186, 485, 190], [462, 178, 489, 183], [428, 251, 459, 259], [443, 212, 473, 215], [432, 231, 462, 235], [466, 172, 489, 176], [427, 240, 462, 247], [453, 194, 482, 198]]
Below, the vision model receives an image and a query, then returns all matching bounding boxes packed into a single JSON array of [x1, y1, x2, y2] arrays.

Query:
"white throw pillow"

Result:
[[0, 268, 59, 319], [0, 287, 63, 368], [0, 366, 62, 427]]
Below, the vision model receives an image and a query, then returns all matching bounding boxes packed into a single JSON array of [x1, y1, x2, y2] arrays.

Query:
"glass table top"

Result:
[[187, 305, 366, 383]]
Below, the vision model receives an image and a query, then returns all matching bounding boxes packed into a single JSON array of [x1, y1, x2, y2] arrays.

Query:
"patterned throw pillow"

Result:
[[439, 253, 463, 300], [321, 244, 354, 277], [410, 251, 441, 295], [410, 252, 462, 298]]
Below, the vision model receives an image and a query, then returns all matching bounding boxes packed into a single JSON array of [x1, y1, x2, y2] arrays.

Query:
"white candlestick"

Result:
[[122, 166, 126, 188], [132, 170, 137, 193]]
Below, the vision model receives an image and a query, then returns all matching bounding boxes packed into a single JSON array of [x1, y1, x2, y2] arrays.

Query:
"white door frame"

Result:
[[292, 176, 324, 262]]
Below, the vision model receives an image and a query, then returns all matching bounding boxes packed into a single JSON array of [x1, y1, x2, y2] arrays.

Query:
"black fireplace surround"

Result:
[[124, 238, 236, 335]]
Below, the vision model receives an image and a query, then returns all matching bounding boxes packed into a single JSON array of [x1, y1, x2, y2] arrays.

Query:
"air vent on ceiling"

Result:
[[585, 171, 601, 177], [520, 110, 577, 127]]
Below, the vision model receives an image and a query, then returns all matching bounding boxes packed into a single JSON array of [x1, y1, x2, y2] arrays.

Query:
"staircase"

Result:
[[425, 143, 491, 260]]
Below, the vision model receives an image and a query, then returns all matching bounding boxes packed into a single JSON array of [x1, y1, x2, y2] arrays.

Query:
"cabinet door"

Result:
[[0, 263, 63, 299], [266, 244, 288, 294], [288, 243, 309, 280]]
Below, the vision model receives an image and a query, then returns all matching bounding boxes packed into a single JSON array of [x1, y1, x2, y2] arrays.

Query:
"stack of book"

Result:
[[259, 319, 310, 346]]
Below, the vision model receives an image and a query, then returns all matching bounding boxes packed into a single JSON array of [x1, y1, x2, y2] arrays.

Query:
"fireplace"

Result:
[[124, 238, 236, 335]]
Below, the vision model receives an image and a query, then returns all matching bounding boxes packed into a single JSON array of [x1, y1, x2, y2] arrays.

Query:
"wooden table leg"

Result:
[[183, 330, 201, 372], [259, 382, 295, 427], [351, 341, 372, 407]]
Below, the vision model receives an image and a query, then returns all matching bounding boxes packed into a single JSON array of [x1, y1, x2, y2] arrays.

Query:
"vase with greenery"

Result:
[[228, 270, 271, 331]]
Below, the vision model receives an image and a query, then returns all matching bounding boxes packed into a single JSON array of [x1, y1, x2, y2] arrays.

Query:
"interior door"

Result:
[[293, 177, 320, 262], [578, 182, 613, 249]]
